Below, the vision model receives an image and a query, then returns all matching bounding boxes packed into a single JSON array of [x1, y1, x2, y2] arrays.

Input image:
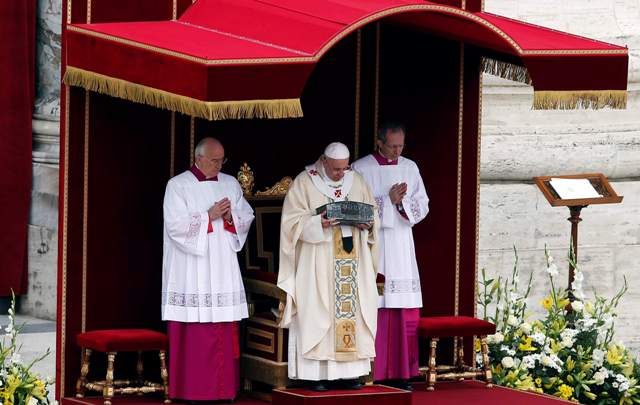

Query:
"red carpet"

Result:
[[61, 381, 574, 405], [411, 381, 574, 404], [61, 396, 268, 405]]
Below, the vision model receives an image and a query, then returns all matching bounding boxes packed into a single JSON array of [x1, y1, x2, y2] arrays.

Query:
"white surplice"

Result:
[[161, 170, 254, 323], [278, 161, 379, 380], [351, 155, 429, 309]]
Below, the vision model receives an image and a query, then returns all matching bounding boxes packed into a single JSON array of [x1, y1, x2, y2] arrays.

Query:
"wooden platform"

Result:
[[272, 385, 410, 405]]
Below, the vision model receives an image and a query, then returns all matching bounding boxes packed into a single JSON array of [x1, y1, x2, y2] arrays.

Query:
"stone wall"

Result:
[[479, 0, 640, 350]]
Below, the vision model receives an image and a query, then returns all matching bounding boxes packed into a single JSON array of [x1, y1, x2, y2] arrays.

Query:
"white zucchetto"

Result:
[[324, 142, 350, 160]]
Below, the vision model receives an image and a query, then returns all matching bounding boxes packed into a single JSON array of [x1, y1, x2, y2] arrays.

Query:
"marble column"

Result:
[[22, 0, 61, 321]]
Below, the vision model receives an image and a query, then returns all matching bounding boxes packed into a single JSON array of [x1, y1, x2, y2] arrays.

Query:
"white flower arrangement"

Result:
[[477, 246, 639, 404], [1, 293, 52, 405]]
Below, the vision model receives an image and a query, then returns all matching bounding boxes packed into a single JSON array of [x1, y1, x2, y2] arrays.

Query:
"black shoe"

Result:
[[395, 380, 413, 391], [309, 381, 329, 392], [381, 379, 413, 391], [341, 379, 363, 390]]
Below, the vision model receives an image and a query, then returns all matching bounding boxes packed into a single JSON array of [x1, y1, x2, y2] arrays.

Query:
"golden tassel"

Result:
[[63, 66, 303, 120], [533, 90, 627, 110], [481, 57, 532, 85]]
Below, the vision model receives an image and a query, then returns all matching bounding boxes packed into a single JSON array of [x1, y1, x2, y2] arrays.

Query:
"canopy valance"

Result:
[[63, 0, 629, 120]]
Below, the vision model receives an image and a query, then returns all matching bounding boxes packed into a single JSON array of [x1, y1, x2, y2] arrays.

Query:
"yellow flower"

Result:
[[607, 344, 623, 365], [550, 340, 563, 354], [535, 378, 542, 386], [584, 301, 595, 315], [32, 379, 47, 400], [541, 296, 553, 310], [474, 339, 481, 352], [551, 319, 567, 332], [557, 297, 570, 309], [2, 374, 22, 405], [518, 337, 537, 352], [515, 375, 537, 391], [557, 384, 574, 400], [7, 375, 22, 390], [506, 370, 520, 383]]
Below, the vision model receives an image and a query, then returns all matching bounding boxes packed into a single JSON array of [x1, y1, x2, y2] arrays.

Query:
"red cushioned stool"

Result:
[[417, 316, 495, 391], [75, 329, 170, 405]]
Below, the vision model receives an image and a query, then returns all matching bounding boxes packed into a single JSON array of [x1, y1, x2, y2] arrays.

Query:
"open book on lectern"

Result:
[[549, 178, 603, 200]]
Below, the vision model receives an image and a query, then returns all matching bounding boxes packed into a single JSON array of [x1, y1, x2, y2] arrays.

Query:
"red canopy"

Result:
[[64, 0, 628, 120]]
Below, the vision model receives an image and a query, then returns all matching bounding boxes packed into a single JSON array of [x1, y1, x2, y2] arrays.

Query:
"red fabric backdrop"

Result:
[[0, 0, 35, 296]]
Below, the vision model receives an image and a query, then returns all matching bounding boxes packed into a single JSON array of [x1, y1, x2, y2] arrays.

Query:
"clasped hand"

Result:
[[389, 182, 408, 205], [208, 198, 232, 221]]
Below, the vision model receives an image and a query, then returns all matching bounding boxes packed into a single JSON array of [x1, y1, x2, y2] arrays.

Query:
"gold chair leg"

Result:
[[136, 351, 144, 390], [480, 336, 493, 388], [426, 338, 438, 391], [243, 378, 253, 392], [103, 352, 116, 405], [159, 350, 171, 403], [456, 336, 465, 373], [76, 348, 92, 398]]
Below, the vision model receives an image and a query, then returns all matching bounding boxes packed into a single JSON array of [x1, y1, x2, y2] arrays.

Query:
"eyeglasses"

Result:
[[383, 142, 405, 149], [200, 156, 228, 165]]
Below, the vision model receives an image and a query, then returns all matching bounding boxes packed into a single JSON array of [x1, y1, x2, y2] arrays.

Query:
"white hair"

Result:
[[194, 137, 221, 157]]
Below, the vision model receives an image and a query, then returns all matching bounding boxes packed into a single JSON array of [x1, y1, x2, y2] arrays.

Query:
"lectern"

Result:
[[533, 173, 623, 292]]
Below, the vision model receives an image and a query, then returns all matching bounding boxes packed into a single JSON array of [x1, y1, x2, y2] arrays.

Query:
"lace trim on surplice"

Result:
[[163, 291, 247, 307], [386, 279, 421, 294]]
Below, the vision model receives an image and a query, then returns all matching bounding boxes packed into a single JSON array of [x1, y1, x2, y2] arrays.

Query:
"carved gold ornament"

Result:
[[237, 162, 255, 197], [255, 177, 292, 197]]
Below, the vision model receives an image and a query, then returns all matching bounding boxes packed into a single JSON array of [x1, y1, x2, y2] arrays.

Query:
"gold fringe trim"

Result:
[[533, 90, 627, 110], [481, 57, 532, 85], [63, 66, 303, 120]]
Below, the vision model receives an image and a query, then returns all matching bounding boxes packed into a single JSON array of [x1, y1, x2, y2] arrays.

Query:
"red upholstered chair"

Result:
[[417, 316, 496, 391], [75, 329, 170, 405]]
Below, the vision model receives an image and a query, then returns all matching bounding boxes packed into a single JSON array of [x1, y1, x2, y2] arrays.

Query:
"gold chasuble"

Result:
[[278, 163, 379, 375]]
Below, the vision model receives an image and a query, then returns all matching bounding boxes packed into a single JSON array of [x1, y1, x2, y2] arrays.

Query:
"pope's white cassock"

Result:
[[278, 157, 379, 381], [161, 166, 254, 400], [351, 152, 429, 380]]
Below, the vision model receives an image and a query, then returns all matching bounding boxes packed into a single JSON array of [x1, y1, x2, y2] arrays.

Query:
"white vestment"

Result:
[[278, 161, 379, 380], [351, 155, 429, 309], [161, 170, 254, 323]]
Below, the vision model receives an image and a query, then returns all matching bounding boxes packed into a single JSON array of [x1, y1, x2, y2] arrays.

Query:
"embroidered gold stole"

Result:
[[333, 226, 360, 361]]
